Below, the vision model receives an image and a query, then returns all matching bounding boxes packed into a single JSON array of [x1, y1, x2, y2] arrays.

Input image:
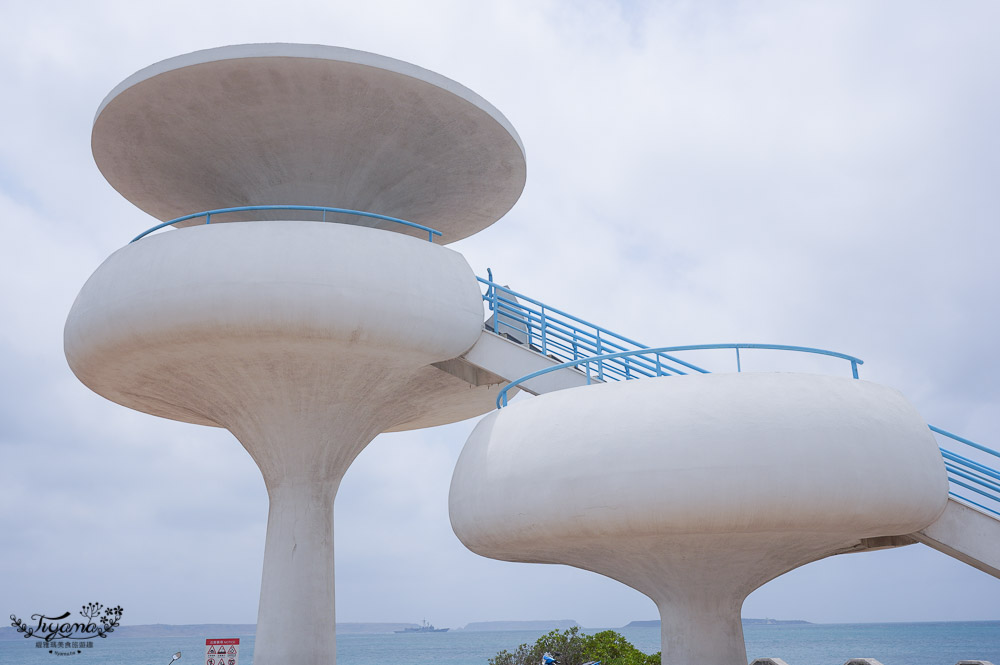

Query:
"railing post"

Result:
[[540, 307, 547, 356], [322, 209, 327, 223], [491, 283, 498, 333], [597, 331, 604, 380], [656, 354, 662, 376], [525, 302, 533, 349], [736, 347, 741, 373], [205, 213, 211, 225], [586, 362, 592, 385], [851, 361, 859, 379]]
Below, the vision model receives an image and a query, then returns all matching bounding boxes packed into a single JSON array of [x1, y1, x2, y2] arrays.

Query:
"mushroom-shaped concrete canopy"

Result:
[[450, 373, 950, 665], [92, 43, 526, 243]]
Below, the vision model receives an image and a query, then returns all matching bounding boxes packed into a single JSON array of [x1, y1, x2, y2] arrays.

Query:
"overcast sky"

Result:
[[1, 0, 998, 631]]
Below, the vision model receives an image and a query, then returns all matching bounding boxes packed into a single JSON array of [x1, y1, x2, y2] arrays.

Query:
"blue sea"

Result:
[[1, 623, 998, 665]]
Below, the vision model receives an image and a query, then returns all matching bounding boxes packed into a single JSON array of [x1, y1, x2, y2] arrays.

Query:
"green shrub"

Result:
[[581, 630, 659, 665], [487, 627, 659, 665]]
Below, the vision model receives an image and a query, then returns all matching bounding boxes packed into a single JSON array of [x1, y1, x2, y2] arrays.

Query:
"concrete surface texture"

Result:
[[91, 43, 526, 243], [457, 329, 600, 396], [449, 373, 950, 665], [913, 498, 1000, 578], [65, 221, 487, 664]]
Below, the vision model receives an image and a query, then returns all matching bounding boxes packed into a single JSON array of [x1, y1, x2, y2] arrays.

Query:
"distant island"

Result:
[[623, 618, 811, 628], [458, 620, 580, 632]]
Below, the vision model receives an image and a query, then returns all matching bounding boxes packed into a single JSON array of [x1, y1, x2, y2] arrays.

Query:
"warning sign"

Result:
[[205, 638, 239, 665]]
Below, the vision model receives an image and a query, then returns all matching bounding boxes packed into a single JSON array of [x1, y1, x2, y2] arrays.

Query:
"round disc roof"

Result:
[[92, 44, 526, 243]]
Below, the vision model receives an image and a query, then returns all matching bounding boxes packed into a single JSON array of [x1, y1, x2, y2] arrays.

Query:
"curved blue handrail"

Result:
[[929, 425, 1000, 517], [496, 343, 864, 408], [130, 205, 443, 243], [478, 271, 998, 521]]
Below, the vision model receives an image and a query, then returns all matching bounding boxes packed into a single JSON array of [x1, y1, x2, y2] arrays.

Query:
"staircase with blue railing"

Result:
[[477, 271, 1000, 524]]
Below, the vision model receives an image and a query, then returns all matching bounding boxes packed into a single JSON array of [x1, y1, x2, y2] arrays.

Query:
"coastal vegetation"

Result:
[[488, 627, 659, 665]]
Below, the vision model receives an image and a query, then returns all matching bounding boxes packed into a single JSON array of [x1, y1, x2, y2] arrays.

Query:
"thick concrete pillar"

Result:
[[657, 594, 745, 665], [256, 480, 339, 663]]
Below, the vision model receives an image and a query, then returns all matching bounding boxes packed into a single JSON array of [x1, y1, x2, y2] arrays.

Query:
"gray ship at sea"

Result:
[[395, 620, 448, 634]]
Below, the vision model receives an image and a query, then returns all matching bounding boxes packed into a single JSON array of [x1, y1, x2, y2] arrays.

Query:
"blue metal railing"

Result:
[[494, 344, 863, 408], [480, 273, 715, 382], [480, 273, 998, 520], [130, 205, 443, 243], [930, 426, 1000, 518], [480, 272, 860, 405]]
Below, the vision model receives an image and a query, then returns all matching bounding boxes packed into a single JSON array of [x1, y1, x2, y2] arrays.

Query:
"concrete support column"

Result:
[[657, 594, 745, 665], [254, 479, 340, 665], [226, 411, 375, 665], [66, 221, 490, 665]]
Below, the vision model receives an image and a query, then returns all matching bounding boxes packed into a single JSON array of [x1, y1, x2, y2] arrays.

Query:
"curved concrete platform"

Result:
[[450, 373, 950, 665], [65, 221, 487, 430], [65, 221, 488, 665], [92, 44, 526, 243]]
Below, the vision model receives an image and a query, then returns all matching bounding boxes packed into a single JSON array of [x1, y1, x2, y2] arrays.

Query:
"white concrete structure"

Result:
[[68, 41, 998, 665], [450, 373, 952, 665], [91, 43, 525, 243], [68, 44, 526, 665]]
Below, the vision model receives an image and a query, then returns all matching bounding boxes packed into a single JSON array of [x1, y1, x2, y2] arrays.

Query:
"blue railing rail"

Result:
[[479, 273, 712, 382], [480, 272, 998, 522], [930, 425, 1000, 518], [495, 344, 864, 408], [130, 205, 443, 243]]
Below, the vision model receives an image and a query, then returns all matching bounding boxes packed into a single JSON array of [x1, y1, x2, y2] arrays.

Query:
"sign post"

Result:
[[204, 637, 239, 665]]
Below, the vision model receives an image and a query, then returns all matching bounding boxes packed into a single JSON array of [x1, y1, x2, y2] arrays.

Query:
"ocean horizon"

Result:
[[1, 620, 997, 665]]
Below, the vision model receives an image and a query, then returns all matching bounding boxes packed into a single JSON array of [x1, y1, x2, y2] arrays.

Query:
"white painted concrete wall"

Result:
[[65, 221, 484, 429]]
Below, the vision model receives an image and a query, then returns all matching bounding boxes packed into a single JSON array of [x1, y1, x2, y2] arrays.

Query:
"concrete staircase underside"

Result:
[[444, 329, 601, 396], [912, 498, 1000, 578]]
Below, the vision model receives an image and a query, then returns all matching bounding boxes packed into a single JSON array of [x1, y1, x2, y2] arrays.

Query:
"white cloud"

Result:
[[1, 0, 998, 635]]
